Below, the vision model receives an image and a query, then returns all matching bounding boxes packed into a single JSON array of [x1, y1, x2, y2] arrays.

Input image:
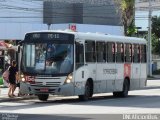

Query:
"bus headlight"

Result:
[[22, 77, 25, 82], [21, 74, 24, 78], [64, 73, 73, 84], [20, 74, 25, 82]]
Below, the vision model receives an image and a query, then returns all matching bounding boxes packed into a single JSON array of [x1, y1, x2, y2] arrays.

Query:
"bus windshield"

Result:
[[21, 43, 74, 75]]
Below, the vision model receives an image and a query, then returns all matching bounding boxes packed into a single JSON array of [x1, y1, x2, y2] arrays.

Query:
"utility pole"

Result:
[[148, 0, 152, 76]]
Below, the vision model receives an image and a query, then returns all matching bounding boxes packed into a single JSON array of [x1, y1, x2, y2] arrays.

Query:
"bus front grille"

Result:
[[31, 81, 61, 87]]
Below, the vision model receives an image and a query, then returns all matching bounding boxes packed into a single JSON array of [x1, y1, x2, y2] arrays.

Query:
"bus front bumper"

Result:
[[20, 82, 74, 96]]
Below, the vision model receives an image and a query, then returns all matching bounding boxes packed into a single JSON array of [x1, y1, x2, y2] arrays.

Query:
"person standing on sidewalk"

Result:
[[8, 60, 18, 97]]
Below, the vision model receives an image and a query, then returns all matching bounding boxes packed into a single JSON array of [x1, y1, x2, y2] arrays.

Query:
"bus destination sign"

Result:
[[25, 32, 74, 42], [32, 33, 60, 39]]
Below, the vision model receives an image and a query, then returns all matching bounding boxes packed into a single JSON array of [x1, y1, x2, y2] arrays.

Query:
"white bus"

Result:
[[19, 30, 147, 101]]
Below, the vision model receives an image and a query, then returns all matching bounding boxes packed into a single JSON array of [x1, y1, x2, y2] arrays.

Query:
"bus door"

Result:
[[95, 41, 107, 93], [83, 41, 97, 92], [74, 41, 86, 95]]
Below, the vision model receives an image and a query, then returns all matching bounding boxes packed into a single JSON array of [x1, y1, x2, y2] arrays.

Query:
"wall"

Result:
[[43, 0, 122, 26]]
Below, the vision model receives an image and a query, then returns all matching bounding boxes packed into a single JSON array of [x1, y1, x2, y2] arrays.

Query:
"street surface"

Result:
[[0, 80, 160, 120]]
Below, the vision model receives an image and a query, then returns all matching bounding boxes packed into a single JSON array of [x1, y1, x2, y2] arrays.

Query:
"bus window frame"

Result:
[[140, 44, 147, 63], [107, 42, 115, 63], [124, 43, 132, 63], [116, 42, 124, 63], [85, 40, 96, 63], [96, 41, 106, 63], [75, 41, 85, 69]]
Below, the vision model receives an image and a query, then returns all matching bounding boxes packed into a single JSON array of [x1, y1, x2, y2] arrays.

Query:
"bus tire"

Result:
[[38, 94, 49, 101], [120, 79, 129, 97], [78, 81, 91, 101], [113, 91, 121, 97], [113, 79, 129, 97]]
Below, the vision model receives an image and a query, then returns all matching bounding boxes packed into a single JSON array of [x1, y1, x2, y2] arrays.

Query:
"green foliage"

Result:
[[151, 16, 160, 54], [152, 16, 160, 38], [152, 34, 160, 54], [145, 33, 160, 54], [127, 21, 137, 36], [114, 0, 135, 36]]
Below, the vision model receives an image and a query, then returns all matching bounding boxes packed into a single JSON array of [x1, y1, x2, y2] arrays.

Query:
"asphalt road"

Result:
[[0, 80, 160, 120], [0, 87, 160, 120]]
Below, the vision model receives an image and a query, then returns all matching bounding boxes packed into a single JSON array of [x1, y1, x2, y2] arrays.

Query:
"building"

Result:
[[0, 0, 124, 40], [0, 0, 124, 72]]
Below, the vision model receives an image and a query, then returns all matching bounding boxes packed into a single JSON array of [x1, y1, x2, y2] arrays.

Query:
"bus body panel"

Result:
[[115, 63, 124, 91], [130, 63, 140, 90], [140, 63, 147, 88], [95, 63, 107, 93], [74, 66, 89, 95], [102, 63, 116, 93], [20, 82, 31, 94], [74, 64, 96, 95]]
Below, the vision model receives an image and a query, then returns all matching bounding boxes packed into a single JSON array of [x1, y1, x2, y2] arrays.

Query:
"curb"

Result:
[[0, 86, 160, 102], [147, 78, 160, 80], [0, 85, 8, 88], [147, 77, 160, 80], [0, 95, 37, 102], [142, 86, 160, 90]]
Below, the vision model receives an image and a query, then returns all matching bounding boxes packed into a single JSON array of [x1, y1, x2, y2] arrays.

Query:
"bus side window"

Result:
[[76, 42, 84, 69], [85, 41, 96, 63], [141, 45, 147, 63], [116, 43, 124, 63], [96, 42, 106, 62], [125, 43, 132, 63], [133, 44, 140, 63], [108, 42, 115, 62]]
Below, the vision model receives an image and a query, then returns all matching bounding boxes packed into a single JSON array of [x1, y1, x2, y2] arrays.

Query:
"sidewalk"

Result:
[[0, 86, 36, 102], [148, 75, 160, 80]]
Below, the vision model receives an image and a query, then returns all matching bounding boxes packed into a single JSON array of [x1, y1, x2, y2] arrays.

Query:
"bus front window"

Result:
[[22, 43, 74, 75]]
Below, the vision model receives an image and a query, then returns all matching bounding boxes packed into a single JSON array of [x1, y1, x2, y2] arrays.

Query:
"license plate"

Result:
[[40, 88, 49, 92]]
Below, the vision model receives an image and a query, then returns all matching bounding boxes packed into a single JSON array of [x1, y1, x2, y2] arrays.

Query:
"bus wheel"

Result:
[[38, 94, 49, 101], [113, 79, 129, 97], [121, 79, 129, 97], [79, 81, 91, 101], [113, 91, 121, 97]]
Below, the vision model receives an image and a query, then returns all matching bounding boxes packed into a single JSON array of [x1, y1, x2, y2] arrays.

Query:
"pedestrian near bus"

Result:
[[8, 60, 18, 97]]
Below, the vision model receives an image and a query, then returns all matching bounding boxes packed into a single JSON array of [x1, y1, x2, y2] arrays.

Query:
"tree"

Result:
[[152, 16, 160, 38], [151, 16, 160, 54], [114, 0, 135, 36], [151, 34, 160, 54]]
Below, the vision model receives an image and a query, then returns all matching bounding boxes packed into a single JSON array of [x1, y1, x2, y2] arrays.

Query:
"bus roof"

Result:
[[26, 30, 146, 44]]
